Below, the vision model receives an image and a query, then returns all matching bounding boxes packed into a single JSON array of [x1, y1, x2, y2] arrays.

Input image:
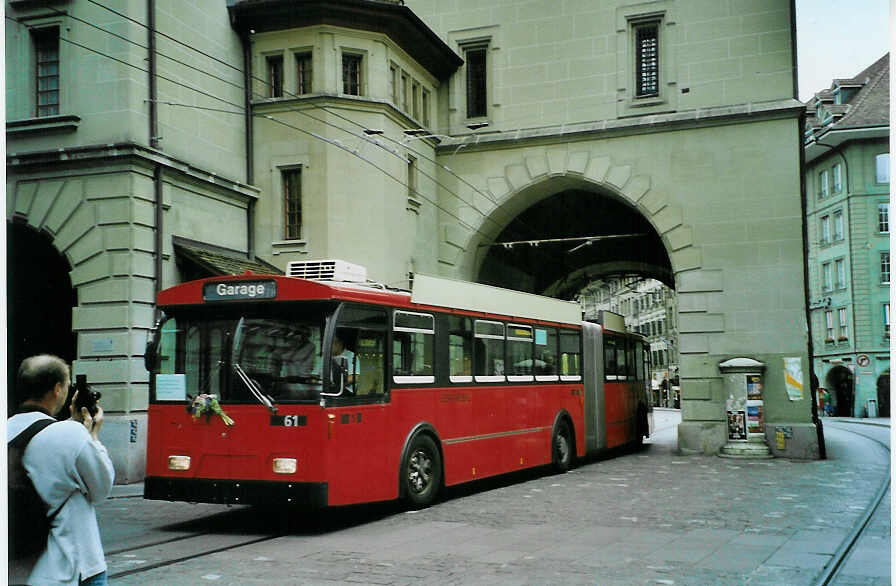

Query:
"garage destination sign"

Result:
[[203, 280, 277, 301]]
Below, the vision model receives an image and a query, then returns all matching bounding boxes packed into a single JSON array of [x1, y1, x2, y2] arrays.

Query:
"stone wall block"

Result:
[[680, 378, 713, 400], [670, 246, 702, 272], [546, 148, 567, 176], [678, 291, 708, 313], [678, 333, 709, 354], [70, 254, 111, 287], [105, 226, 133, 250], [79, 331, 132, 358], [29, 181, 67, 228], [584, 155, 611, 183], [665, 224, 694, 251], [442, 223, 468, 250], [44, 189, 83, 235], [133, 199, 156, 228], [65, 225, 104, 266], [680, 312, 725, 333], [487, 176, 511, 202], [677, 268, 724, 292], [10, 182, 37, 218], [131, 277, 157, 304], [97, 199, 132, 225], [78, 278, 129, 304], [54, 204, 96, 253], [73, 303, 130, 330], [638, 185, 668, 215], [84, 173, 131, 200], [438, 241, 462, 266], [522, 158, 546, 182], [622, 174, 651, 203], [654, 204, 683, 233], [605, 164, 631, 190], [133, 226, 156, 253], [567, 151, 590, 175]]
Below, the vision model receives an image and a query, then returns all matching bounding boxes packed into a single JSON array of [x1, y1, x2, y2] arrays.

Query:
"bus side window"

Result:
[[507, 324, 534, 382], [333, 305, 387, 398], [474, 320, 505, 382], [448, 315, 473, 383], [635, 340, 645, 381], [392, 311, 435, 384], [604, 335, 617, 380], [534, 327, 559, 381], [559, 330, 581, 381], [616, 338, 627, 380]]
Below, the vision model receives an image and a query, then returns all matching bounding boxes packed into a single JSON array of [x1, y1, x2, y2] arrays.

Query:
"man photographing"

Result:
[[8, 355, 115, 586]]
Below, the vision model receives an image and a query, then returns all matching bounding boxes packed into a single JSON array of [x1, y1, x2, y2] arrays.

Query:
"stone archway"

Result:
[[7, 221, 78, 411], [877, 370, 889, 418], [826, 366, 855, 417]]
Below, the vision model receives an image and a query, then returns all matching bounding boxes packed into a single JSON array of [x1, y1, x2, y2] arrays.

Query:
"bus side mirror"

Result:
[[144, 312, 167, 371]]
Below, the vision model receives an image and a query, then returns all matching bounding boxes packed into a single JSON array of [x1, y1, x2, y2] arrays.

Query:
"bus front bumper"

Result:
[[144, 476, 328, 508]]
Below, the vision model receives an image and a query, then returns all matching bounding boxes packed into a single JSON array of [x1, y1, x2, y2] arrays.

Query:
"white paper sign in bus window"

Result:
[[156, 374, 187, 401]]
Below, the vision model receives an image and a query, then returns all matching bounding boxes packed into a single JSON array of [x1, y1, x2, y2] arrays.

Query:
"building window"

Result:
[[266, 55, 284, 98], [407, 155, 417, 201], [822, 262, 832, 291], [832, 163, 842, 192], [464, 44, 488, 118], [634, 21, 660, 98], [401, 72, 409, 112], [283, 168, 302, 240], [882, 252, 890, 284], [835, 259, 846, 289], [838, 308, 848, 340], [421, 89, 430, 127], [820, 215, 831, 244], [833, 211, 843, 241], [342, 53, 362, 96], [296, 53, 312, 94], [879, 203, 889, 233], [885, 303, 890, 338], [819, 170, 830, 197], [34, 28, 60, 117], [390, 64, 398, 105], [875, 153, 889, 184], [825, 310, 834, 341], [411, 82, 420, 120]]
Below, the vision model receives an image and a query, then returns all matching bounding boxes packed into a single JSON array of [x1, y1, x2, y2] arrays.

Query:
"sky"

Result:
[[795, 0, 891, 101]]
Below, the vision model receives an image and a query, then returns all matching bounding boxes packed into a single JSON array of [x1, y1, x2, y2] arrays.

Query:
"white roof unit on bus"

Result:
[[287, 259, 368, 283], [411, 273, 582, 325]]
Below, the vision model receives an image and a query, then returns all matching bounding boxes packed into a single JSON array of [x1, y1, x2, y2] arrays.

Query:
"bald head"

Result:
[[17, 355, 71, 403]]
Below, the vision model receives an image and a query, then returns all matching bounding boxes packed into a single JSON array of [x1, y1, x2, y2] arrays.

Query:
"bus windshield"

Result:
[[153, 303, 332, 403]]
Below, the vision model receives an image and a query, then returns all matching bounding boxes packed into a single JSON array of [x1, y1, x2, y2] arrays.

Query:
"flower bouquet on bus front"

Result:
[[188, 393, 235, 426]]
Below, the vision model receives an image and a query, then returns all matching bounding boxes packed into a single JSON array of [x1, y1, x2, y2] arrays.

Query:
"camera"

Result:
[[70, 374, 101, 417]]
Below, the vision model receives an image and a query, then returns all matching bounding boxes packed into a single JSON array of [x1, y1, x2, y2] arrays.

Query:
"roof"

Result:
[[804, 53, 889, 139], [173, 237, 282, 277]]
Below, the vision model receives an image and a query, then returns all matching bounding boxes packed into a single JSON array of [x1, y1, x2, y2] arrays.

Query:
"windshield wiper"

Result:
[[230, 317, 277, 415], [232, 362, 278, 415]]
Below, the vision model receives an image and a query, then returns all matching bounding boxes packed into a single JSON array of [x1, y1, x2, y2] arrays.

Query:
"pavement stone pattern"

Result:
[[103, 414, 890, 585]]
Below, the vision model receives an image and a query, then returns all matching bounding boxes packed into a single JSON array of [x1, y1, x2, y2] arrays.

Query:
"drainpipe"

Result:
[[242, 29, 255, 260], [148, 0, 164, 296]]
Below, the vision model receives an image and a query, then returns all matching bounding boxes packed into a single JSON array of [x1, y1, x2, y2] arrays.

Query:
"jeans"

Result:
[[80, 571, 108, 586]]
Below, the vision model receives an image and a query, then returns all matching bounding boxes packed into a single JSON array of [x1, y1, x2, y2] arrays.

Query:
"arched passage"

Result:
[[877, 370, 889, 418], [474, 184, 673, 298], [825, 366, 854, 417], [7, 221, 78, 411]]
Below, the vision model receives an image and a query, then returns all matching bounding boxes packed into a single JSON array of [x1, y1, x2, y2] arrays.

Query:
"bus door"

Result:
[[581, 322, 604, 452], [322, 305, 389, 505]]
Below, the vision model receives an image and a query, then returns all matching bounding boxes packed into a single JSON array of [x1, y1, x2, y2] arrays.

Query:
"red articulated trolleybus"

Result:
[[144, 260, 651, 508]]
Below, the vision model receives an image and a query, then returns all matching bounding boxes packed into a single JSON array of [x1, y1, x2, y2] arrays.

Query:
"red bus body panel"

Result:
[[146, 273, 643, 507]]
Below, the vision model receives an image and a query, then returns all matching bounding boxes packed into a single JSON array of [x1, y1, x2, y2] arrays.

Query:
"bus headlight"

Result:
[[167, 455, 191, 471], [273, 458, 297, 474]]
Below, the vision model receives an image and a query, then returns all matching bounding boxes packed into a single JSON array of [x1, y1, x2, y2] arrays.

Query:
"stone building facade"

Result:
[[7, 0, 818, 482], [804, 54, 890, 419]]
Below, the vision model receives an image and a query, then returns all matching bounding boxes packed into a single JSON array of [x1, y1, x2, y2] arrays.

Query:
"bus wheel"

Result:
[[552, 419, 573, 473], [404, 434, 441, 508]]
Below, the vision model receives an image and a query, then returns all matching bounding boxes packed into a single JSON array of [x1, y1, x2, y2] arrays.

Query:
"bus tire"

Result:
[[403, 434, 441, 508], [552, 418, 573, 473]]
